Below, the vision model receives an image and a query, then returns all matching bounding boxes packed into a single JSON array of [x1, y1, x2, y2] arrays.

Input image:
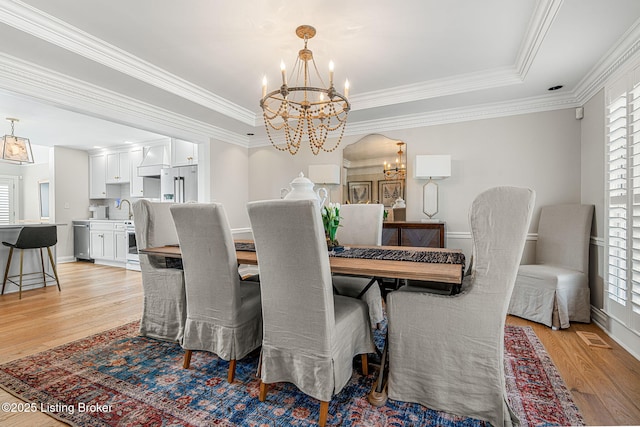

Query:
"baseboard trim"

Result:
[[591, 306, 640, 361]]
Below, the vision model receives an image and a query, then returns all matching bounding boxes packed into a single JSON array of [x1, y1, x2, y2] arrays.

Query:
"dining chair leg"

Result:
[[227, 359, 236, 383], [258, 381, 268, 402], [18, 249, 24, 300], [39, 248, 47, 287], [319, 400, 329, 427], [1, 247, 13, 295], [46, 247, 61, 292], [361, 354, 368, 376], [255, 350, 262, 378], [183, 350, 192, 369]]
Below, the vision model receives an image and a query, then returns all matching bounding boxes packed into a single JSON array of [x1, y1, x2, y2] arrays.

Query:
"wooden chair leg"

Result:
[[256, 350, 262, 378], [227, 359, 236, 383], [183, 350, 192, 369], [259, 381, 268, 402], [319, 400, 329, 427], [2, 247, 13, 295], [39, 248, 47, 287], [361, 354, 368, 376], [18, 249, 24, 300], [46, 247, 61, 292]]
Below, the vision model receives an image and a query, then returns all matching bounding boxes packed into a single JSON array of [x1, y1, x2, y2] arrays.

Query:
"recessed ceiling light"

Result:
[[548, 85, 563, 91]]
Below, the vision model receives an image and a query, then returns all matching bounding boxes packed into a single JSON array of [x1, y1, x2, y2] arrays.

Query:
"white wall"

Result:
[[248, 108, 582, 262], [53, 146, 90, 261], [580, 89, 605, 311], [208, 139, 251, 230]]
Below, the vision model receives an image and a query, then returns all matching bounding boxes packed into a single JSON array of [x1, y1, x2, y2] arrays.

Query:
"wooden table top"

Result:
[[139, 240, 463, 284]]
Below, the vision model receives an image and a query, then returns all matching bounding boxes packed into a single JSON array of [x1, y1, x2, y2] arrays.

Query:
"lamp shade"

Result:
[[308, 164, 341, 184], [1, 135, 33, 163], [414, 155, 451, 179]]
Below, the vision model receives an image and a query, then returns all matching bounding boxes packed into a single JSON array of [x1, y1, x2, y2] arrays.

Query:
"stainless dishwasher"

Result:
[[73, 220, 93, 261]]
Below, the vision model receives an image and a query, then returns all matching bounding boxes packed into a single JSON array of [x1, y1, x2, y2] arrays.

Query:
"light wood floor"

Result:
[[0, 262, 639, 426]]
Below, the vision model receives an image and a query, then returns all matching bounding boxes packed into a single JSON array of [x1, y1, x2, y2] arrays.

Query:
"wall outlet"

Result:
[[64, 202, 70, 209]]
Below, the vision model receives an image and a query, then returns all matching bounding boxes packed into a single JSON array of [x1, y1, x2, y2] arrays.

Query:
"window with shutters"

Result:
[[605, 65, 640, 333], [0, 176, 16, 224]]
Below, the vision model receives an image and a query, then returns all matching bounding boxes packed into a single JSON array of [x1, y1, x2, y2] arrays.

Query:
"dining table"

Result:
[[138, 239, 466, 406], [139, 239, 464, 284]]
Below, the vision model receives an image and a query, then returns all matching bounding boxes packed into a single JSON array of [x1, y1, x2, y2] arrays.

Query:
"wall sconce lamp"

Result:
[[414, 155, 451, 222], [308, 164, 341, 205]]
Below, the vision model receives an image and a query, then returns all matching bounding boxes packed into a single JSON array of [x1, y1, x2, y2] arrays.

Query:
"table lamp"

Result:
[[414, 155, 451, 222], [308, 164, 341, 205]]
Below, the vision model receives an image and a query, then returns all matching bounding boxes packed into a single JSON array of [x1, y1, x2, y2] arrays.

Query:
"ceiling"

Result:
[[0, 0, 639, 151]]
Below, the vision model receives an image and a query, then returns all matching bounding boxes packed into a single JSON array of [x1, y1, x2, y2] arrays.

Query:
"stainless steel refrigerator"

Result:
[[160, 165, 198, 203]]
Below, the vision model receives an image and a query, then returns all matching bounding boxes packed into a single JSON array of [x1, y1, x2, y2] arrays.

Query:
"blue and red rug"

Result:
[[0, 322, 583, 426]]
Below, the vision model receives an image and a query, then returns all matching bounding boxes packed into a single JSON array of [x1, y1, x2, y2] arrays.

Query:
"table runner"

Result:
[[235, 241, 465, 270]]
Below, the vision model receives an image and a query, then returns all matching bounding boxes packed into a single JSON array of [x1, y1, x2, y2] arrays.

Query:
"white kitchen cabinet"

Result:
[[89, 154, 107, 199], [90, 228, 114, 259], [114, 225, 128, 262], [129, 148, 145, 197], [106, 151, 131, 183], [90, 221, 127, 264], [171, 139, 198, 166]]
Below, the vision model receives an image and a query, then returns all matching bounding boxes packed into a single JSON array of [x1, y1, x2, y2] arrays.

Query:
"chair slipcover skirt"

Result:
[[133, 200, 186, 342]]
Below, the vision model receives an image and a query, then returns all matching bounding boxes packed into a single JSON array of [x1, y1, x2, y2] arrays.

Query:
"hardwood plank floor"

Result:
[[0, 262, 639, 425]]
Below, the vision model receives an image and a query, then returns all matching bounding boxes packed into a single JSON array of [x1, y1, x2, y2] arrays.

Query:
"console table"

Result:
[[382, 221, 445, 248]]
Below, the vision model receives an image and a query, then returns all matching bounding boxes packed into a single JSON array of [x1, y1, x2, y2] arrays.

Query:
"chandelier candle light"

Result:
[[1, 118, 34, 164], [383, 142, 407, 180], [260, 25, 351, 155]]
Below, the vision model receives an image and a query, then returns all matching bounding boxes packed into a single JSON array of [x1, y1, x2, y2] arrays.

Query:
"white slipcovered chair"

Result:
[[508, 203, 594, 329], [170, 203, 262, 383], [387, 186, 535, 426], [247, 199, 375, 427], [132, 200, 185, 342], [332, 203, 385, 327]]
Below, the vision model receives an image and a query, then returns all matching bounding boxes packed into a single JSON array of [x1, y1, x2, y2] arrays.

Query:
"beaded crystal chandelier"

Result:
[[260, 25, 350, 155]]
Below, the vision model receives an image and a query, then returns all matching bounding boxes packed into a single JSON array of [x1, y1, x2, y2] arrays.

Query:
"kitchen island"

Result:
[[0, 223, 62, 296]]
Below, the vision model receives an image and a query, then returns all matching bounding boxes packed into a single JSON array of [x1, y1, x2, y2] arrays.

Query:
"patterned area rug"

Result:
[[0, 323, 583, 426]]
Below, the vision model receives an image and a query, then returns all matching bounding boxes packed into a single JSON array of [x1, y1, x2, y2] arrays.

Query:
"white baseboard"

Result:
[[591, 306, 640, 361]]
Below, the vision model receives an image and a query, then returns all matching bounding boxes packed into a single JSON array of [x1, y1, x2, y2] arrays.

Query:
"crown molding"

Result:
[[0, 0, 256, 126], [350, 0, 563, 111], [350, 67, 522, 111], [0, 52, 250, 147], [249, 92, 579, 148], [515, 0, 563, 79], [573, 18, 640, 104], [346, 93, 578, 136]]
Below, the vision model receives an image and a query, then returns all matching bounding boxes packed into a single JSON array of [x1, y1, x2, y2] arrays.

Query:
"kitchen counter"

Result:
[[0, 222, 66, 229]]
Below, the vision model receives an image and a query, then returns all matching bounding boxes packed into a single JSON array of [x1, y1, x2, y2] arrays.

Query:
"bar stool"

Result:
[[1, 225, 61, 299]]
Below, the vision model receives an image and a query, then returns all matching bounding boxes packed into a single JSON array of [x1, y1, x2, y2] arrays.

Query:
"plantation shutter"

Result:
[[605, 66, 640, 332], [631, 68, 640, 330], [0, 177, 15, 224]]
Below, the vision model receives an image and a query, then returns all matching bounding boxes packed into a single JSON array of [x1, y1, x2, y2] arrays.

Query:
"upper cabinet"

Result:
[[105, 151, 130, 184], [129, 148, 144, 197], [89, 154, 107, 199], [171, 139, 198, 167]]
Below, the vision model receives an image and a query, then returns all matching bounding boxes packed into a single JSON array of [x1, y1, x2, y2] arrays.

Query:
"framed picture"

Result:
[[379, 180, 404, 207], [348, 181, 372, 204]]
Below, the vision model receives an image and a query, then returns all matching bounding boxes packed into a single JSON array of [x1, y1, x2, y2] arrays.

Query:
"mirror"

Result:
[[342, 134, 407, 219]]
